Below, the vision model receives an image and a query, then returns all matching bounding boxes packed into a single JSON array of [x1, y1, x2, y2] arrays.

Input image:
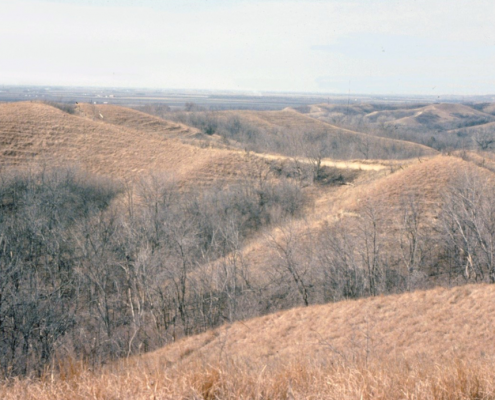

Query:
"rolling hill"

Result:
[[0, 102, 258, 186], [150, 283, 495, 363], [389, 103, 495, 129], [76, 103, 201, 138], [224, 153, 495, 300], [3, 284, 495, 399], [209, 108, 438, 160], [303, 102, 495, 148]]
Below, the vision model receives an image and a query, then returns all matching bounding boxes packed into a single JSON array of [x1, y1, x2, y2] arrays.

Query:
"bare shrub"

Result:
[[42, 101, 76, 114]]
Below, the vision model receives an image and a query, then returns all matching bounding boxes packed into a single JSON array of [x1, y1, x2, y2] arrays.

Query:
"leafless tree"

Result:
[[442, 169, 495, 282], [474, 126, 495, 151]]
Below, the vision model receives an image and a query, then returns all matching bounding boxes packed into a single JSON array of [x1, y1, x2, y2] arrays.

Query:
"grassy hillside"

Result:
[[390, 103, 495, 129], [308, 102, 495, 131], [2, 284, 495, 399], [0, 102, 259, 186], [218, 108, 438, 159], [303, 102, 495, 152], [76, 103, 201, 138]]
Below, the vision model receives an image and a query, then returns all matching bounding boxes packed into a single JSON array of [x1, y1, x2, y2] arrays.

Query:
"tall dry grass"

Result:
[[1, 353, 494, 399]]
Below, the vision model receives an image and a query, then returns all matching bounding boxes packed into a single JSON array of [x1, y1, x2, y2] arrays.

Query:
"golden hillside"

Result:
[[305, 102, 495, 139], [76, 103, 201, 138], [447, 120, 495, 134], [480, 103, 495, 115], [0, 102, 255, 185], [151, 283, 495, 363], [3, 101, 495, 399], [230, 153, 495, 291], [391, 103, 494, 127], [3, 284, 495, 399], [342, 155, 490, 214]]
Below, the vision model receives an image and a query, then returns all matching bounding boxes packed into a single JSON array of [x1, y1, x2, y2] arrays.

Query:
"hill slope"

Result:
[[387, 103, 495, 129], [152, 283, 495, 363], [4, 284, 495, 399], [76, 103, 201, 138], [213, 108, 438, 160], [0, 102, 255, 185]]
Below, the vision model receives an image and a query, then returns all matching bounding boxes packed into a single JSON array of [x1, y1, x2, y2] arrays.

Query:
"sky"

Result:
[[1, 0, 494, 94]]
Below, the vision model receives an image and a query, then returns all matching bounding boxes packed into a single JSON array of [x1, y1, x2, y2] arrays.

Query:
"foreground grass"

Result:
[[4, 284, 495, 399], [2, 354, 495, 399]]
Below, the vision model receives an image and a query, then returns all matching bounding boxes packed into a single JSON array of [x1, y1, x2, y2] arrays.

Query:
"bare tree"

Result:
[[474, 126, 495, 151], [358, 202, 385, 296], [266, 222, 313, 306], [397, 195, 428, 290], [442, 169, 495, 282]]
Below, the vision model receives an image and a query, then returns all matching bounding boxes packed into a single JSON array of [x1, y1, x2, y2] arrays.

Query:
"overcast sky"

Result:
[[1, 0, 494, 94]]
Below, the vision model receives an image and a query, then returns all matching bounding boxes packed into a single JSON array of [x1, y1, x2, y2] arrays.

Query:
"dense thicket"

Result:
[[0, 167, 306, 376], [1, 164, 494, 377]]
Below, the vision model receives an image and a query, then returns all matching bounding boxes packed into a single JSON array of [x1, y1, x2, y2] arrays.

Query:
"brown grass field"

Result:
[[480, 103, 495, 115], [0, 102, 262, 186], [229, 153, 495, 288], [2, 284, 495, 399], [76, 103, 201, 138], [447, 120, 495, 135], [308, 102, 495, 135]]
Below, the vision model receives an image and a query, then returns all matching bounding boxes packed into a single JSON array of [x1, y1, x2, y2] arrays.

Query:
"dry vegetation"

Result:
[[0, 102, 262, 186], [3, 100, 495, 398], [304, 102, 495, 152], [2, 285, 495, 399], [76, 103, 201, 138], [168, 107, 437, 161]]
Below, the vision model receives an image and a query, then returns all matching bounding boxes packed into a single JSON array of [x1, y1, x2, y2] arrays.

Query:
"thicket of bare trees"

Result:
[[0, 168, 119, 376], [0, 167, 305, 377], [166, 112, 426, 160], [441, 171, 495, 282], [137, 101, 495, 155], [1, 164, 494, 377]]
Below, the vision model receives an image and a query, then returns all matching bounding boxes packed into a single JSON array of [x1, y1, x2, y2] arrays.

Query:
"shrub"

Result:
[[42, 101, 76, 114]]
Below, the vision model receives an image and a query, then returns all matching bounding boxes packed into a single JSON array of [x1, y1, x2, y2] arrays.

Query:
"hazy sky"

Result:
[[1, 0, 494, 94]]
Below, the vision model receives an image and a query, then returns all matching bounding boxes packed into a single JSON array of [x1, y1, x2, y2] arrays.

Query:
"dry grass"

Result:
[[1, 102, 398, 191], [3, 284, 495, 399], [216, 108, 437, 157], [0, 102, 439, 192], [332, 154, 495, 221], [3, 357, 495, 399], [0, 102, 264, 187], [3, 103, 495, 398], [212, 154, 495, 281], [311, 102, 495, 132], [76, 103, 201, 138], [148, 284, 495, 363], [447, 120, 495, 134], [453, 150, 495, 173], [391, 103, 494, 127], [481, 104, 495, 115], [254, 152, 389, 171]]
